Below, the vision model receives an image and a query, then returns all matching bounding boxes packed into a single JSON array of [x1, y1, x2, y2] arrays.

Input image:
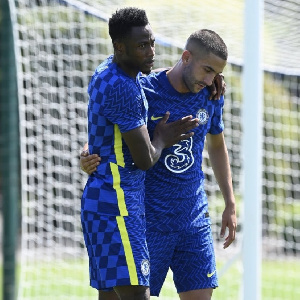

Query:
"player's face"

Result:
[[182, 52, 226, 94], [122, 25, 155, 76]]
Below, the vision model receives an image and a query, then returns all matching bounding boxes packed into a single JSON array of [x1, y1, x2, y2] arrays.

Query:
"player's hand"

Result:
[[80, 150, 101, 175], [153, 112, 199, 148], [220, 203, 237, 249], [208, 73, 226, 100]]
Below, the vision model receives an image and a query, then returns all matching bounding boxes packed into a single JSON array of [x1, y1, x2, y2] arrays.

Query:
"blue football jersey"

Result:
[[82, 56, 148, 216], [141, 70, 224, 231]]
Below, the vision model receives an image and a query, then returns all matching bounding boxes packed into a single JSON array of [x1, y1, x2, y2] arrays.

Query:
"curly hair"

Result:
[[186, 29, 228, 61], [109, 7, 149, 42]]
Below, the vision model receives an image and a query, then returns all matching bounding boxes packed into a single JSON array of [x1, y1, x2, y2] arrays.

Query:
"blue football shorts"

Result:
[[81, 211, 150, 291], [146, 223, 218, 296]]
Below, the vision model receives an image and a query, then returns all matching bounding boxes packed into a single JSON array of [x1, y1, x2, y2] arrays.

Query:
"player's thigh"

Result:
[[114, 285, 150, 300], [146, 230, 178, 296], [98, 290, 119, 300], [179, 288, 213, 300], [81, 212, 150, 290], [171, 224, 218, 293], [81, 211, 104, 290]]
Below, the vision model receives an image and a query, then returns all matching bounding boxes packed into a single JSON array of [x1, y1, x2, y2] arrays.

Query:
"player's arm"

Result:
[[122, 112, 198, 170], [208, 73, 226, 100], [80, 113, 199, 173], [206, 132, 237, 249]]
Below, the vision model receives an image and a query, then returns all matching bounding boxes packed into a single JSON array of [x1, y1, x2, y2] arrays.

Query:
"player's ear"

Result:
[[113, 40, 125, 54], [182, 50, 191, 64]]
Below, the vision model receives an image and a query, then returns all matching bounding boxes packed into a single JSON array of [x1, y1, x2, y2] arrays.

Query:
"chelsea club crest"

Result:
[[196, 108, 209, 125], [141, 259, 150, 276]]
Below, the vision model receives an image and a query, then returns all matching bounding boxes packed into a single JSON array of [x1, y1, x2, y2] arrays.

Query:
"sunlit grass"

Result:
[[1, 258, 299, 300]]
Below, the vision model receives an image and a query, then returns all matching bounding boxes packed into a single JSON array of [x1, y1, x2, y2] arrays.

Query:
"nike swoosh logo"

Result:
[[151, 115, 163, 121], [207, 270, 216, 278]]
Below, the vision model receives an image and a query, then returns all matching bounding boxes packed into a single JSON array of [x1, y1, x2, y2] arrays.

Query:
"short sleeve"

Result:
[[102, 79, 146, 133], [209, 95, 225, 135]]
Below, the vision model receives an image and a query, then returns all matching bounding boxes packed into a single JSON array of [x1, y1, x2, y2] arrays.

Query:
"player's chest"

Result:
[[147, 94, 214, 135]]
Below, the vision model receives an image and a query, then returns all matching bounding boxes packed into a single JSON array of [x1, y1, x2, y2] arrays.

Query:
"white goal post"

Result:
[[242, 1, 263, 299]]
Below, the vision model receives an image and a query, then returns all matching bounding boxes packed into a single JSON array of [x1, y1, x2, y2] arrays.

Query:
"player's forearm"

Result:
[[122, 125, 164, 171], [131, 143, 163, 171], [207, 141, 235, 207], [135, 136, 165, 170], [148, 139, 164, 166]]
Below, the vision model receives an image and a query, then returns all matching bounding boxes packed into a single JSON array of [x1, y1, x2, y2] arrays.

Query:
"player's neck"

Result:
[[166, 61, 189, 94], [113, 55, 138, 79]]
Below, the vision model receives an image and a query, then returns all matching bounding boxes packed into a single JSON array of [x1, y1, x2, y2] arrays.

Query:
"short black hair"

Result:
[[186, 29, 228, 60], [109, 7, 149, 42]]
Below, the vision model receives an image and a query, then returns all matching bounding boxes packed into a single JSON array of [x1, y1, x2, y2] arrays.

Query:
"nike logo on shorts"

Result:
[[207, 270, 216, 278]]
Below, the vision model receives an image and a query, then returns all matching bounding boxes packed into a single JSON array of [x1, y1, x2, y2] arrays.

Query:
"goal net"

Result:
[[6, 0, 300, 299]]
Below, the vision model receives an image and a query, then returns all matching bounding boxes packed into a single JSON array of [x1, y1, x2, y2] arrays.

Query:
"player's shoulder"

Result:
[[91, 60, 132, 90], [198, 87, 210, 98], [149, 69, 166, 81], [90, 60, 113, 85], [140, 69, 166, 89], [94, 55, 113, 74], [198, 88, 225, 105], [209, 93, 225, 105]]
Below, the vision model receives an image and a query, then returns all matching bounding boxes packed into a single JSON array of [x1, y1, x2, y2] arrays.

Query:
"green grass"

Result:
[[159, 259, 300, 300], [1, 258, 299, 300], [213, 259, 300, 300]]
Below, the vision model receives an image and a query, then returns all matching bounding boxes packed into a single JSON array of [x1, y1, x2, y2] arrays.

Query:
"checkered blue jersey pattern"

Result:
[[82, 56, 148, 216], [140, 70, 224, 231]]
